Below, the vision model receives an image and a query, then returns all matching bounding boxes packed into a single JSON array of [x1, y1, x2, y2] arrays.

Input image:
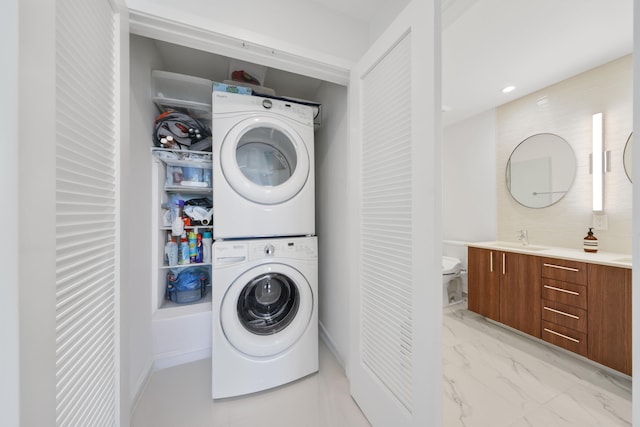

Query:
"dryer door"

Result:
[[219, 117, 310, 205], [220, 263, 313, 357]]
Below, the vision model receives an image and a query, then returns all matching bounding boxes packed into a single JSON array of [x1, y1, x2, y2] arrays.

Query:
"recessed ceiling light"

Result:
[[502, 85, 516, 93]]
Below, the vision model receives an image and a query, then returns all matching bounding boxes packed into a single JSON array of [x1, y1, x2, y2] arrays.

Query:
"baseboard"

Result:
[[129, 357, 154, 420], [318, 320, 345, 369], [152, 346, 212, 371]]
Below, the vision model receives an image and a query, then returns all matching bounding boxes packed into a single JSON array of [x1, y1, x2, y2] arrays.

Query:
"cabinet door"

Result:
[[500, 252, 541, 338], [587, 264, 632, 375], [467, 247, 500, 321]]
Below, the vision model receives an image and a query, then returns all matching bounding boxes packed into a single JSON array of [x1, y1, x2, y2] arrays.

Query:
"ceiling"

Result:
[[312, 0, 633, 126], [440, 0, 633, 126]]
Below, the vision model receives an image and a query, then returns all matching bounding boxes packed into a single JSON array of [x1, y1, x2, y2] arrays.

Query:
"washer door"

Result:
[[219, 116, 310, 205], [220, 263, 313, 357]]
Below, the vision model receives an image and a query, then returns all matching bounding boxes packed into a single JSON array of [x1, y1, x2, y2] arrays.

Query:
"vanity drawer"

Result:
[[541, 278, 587, 309], [542, 321, 587, 357], [541, 300, 587, 333], [541, 258, 588, 285]]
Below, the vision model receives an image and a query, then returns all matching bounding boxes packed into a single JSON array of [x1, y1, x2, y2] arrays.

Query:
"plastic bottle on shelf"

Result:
[[196, 232, 203, 263], [179, 232, 190, 265], [164, 232, 178, 266], [172, 200, 185, 236], [188, 229, 198, 263], [202, 230, 213, 264]]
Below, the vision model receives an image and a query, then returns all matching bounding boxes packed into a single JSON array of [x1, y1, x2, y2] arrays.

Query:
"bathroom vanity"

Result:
[[467, 242, 632, 376]]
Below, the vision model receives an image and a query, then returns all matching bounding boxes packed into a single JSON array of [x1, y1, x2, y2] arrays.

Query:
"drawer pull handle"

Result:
[[544, 328, 580, 343], [543, 263, 579, 272], [490, 251, 493, 272], [543, 285, 579, 296], [543, 306, 579, 320]]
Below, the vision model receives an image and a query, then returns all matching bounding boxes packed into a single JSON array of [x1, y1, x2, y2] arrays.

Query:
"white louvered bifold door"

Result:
[[349, 1, 441, 426], [55, 0, 119, 425], [361, 32, 414, 410]]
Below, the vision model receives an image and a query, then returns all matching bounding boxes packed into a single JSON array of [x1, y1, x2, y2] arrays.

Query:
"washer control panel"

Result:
[[248, 237, 317, 261], [264, 244, 275, 256], [212, 242, 248, 267]]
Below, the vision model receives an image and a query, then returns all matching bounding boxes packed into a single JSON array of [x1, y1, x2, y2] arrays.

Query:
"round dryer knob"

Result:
[[264, 244, 275, 256]]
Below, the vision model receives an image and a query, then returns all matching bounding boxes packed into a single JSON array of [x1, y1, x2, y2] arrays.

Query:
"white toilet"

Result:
[[442, 256, 463, 305]]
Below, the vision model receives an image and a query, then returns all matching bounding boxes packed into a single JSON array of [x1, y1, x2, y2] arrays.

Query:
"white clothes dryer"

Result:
[[211, 236, 318, 399], [212, 91, 315, 239]]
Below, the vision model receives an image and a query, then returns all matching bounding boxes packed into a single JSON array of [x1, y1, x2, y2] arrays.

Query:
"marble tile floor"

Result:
[[443, 302, 632, 426], [132, 302, 631, 426]]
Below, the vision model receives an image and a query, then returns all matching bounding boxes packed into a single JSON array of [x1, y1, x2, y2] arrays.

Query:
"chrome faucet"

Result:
[[518, 229, 529, 246]]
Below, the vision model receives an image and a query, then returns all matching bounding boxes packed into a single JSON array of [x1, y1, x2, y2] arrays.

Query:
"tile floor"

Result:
[[443, 302, 631, 426], [132, 302, 632, 426], [130, 338, 370, 427]]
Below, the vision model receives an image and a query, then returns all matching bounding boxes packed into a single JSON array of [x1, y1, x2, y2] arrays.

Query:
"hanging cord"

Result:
[[153, 110, 211, 149]]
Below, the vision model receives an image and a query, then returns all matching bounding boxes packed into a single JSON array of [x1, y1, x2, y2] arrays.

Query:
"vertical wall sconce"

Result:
[[592, 112, 604, 212]]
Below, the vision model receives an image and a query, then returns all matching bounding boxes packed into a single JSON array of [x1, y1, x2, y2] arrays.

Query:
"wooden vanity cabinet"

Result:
[[540, 258, 588, 356], [587, 264, 632, 375], [467, 247, 500, 321], [500, 252, 541, 337], [468, 246, 632, 375], [468, 247, 541, 337]]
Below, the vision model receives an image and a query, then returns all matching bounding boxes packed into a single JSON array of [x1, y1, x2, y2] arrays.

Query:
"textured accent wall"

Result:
[[497, 55, 632, 253]]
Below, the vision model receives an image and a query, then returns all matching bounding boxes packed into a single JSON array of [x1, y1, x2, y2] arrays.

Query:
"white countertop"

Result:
[[467, 241, 632, 269]]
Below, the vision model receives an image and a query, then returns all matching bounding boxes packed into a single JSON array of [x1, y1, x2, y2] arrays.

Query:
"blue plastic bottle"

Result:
[[196, 233, 203, 263], [179, 232, 190, 265]]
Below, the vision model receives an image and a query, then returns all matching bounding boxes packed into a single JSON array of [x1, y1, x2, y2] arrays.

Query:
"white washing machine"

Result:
[[211, 236, 318, 399], [212, 91, 316, 239]]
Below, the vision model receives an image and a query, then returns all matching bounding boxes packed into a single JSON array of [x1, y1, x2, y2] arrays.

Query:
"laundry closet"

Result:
[[127, 30, 350, 394], [124, 1, 440, 422]]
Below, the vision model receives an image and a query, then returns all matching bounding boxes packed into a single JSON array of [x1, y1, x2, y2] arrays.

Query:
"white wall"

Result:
[[496, 55, 632, 253], [2, 0, 19, 425], [442, 109, 497, 263], [18, 0, 57, 424], [367, 0, 412, 45], [128, 35, 162, 403], [314, 81, 350, 365]]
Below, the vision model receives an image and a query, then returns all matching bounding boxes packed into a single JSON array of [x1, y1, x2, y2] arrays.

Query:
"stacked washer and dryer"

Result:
[[210, 91, 318, 399]]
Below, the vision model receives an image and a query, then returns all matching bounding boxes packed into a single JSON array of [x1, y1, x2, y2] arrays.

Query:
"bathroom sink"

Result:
[[491, 242, 549, 251]]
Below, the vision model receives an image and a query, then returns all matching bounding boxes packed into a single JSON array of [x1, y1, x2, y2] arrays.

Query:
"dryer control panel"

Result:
[[213, 91, 314, 126]]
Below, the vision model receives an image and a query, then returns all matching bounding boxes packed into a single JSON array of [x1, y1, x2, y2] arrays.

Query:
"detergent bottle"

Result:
[[179, 233, 190, 265], [188, 229, 198, 263], [164, 232, 178, 266]]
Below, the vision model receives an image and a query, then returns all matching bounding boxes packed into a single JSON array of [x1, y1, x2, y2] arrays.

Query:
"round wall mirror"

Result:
[[506, 133, 577, 208], [623, 133, 632, 182]]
